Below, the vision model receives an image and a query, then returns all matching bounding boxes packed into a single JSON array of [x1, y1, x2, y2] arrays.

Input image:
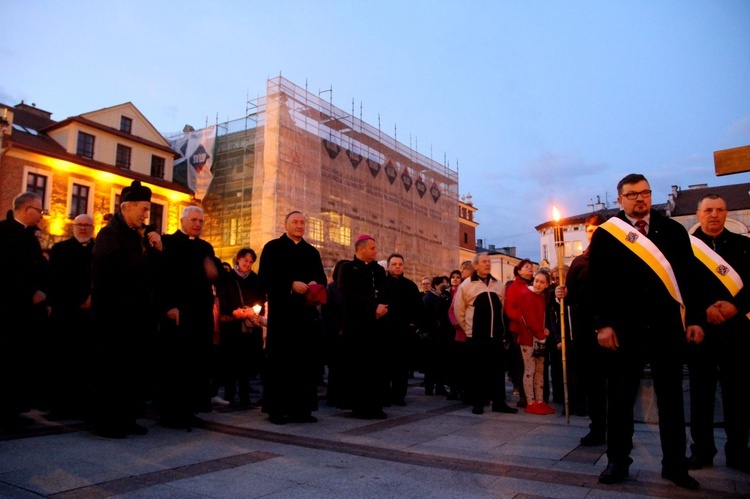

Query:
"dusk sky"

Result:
[[3, 0, 749, 259]]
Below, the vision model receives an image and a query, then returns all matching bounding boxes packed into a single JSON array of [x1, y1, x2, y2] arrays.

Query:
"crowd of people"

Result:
[[1, 173, 749, 492]]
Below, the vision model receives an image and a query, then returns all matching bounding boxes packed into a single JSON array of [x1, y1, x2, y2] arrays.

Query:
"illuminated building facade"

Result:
[[0, 101, 192, 247]]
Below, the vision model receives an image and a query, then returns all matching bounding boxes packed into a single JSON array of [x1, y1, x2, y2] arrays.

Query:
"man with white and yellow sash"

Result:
[[589, 174, 704, 490], [687, 194, 750, 474]]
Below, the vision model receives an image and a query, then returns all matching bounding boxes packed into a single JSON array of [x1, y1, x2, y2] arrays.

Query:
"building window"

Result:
[[542, 244, 548, 262], [26, 172, 48, 208], [120, 116, 132, 134], [464, 232, 468, 244], [116, 144, 132, 169], [329, 223, 350, 246], [70, 183, 90, 217], [150, 203, 164, 232], [307, 217, 324, 242], [573, 240, 583, 256], [151, 155, 165, 179], [228, 218, 239, 246], [77, 132, 95, 158]]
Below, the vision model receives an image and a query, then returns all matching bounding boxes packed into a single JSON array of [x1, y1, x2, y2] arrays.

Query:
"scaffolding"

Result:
[[201, 76, 459, 280]]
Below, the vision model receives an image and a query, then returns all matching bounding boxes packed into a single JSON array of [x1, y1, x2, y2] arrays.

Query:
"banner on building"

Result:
[[170, 125, 216, 200]]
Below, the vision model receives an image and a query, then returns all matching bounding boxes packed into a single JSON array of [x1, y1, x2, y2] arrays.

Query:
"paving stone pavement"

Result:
[[1, 375, 748, 498]]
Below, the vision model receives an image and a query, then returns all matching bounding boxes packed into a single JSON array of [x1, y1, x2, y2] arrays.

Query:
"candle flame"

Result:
[[552, 206, 561, 222], [252, 305, 262, 314]]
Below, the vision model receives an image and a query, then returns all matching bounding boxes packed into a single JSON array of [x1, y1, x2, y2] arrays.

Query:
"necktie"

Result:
[[635, 220, 647, 236]]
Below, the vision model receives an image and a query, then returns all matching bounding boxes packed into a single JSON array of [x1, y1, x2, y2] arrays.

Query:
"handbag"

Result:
[[532, 337, 547, 357], [523, 313, 547, 357]]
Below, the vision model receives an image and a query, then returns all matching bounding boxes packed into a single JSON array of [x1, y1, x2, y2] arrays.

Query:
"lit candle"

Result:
[[252, 304, 262, 315]]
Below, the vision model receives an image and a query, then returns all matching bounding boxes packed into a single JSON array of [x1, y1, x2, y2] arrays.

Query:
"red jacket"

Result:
[[517, 286, 548, 347], [504, 276, 530, 336]]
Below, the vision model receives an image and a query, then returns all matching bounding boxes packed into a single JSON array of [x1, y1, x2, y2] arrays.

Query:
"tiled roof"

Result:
[[42, 115, 180, 157], [670, 183, 750, 215], [534, 203, 669, 230], [2, 104, 190, 195]]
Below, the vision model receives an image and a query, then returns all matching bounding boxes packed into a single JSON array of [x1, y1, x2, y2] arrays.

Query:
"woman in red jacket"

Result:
[[519, 269, 555, 415], [503, 259, 535, 407]]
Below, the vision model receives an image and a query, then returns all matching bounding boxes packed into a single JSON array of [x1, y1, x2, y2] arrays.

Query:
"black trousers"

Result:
[[606, 338, 687, 472], [687, 322, 750, 461], [465, 335, 507, 407]]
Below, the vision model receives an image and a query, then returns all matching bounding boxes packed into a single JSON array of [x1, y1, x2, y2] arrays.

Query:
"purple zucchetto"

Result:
[[355, 234, 374, 244]]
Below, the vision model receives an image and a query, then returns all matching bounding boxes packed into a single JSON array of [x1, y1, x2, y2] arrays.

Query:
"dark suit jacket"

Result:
[[691, 226, 750, 328], [589, 210, 702, 352]]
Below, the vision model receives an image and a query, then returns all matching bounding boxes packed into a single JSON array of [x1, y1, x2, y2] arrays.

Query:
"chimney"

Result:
[[594, 195, 605, 211]]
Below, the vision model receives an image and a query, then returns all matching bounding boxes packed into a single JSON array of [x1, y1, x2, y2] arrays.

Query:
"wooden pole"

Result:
[[553, 221, 570, 423]]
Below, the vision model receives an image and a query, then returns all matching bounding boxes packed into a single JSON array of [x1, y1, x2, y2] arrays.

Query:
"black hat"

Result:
[[121, 181, 152, 202]]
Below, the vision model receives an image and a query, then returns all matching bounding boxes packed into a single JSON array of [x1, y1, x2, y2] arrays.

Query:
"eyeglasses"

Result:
[[621, 190, 652, 200], [74, 224, 94, 229], [26, 206, 44, 214], [186, 218, 204, 224]]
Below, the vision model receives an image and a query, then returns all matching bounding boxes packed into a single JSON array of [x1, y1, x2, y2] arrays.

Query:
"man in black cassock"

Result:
[[258, 211, 326, 425], [91, 181, 163, 438], [158, 205, 220, 429]]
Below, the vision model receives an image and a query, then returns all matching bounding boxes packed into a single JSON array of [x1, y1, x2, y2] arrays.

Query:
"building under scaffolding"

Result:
[[197, 76, 459, 279]]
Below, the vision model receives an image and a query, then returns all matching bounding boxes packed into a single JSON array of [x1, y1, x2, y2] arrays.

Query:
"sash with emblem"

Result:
[[600, 217, 685, 328], [690, 234, 749, 320]]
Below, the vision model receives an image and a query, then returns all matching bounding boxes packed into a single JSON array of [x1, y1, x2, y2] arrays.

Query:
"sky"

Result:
[[2, 0, 750, 259]]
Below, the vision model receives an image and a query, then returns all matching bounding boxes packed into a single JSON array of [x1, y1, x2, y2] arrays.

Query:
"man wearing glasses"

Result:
[[46, 214, 96, 420], [420, 276, 432, 295], [0, 192, 48, 431], [589, 174, 704, 490]]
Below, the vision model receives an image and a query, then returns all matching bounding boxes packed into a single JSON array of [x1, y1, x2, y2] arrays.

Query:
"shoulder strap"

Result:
[[235, 279, 245, 307]]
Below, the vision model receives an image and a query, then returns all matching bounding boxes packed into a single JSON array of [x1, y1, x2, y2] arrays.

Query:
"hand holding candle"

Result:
[[250, 304, 265, 327]]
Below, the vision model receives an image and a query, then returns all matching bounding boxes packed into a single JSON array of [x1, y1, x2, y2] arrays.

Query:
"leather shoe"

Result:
[[661, 469, 699, 490], [268, 414, 287, 425], [688, 453, 713, 470], [598, 461, 630, 484], [580, 431, 606, 447], [491, 403, 518, 414], [289, 414, 318, 423]]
